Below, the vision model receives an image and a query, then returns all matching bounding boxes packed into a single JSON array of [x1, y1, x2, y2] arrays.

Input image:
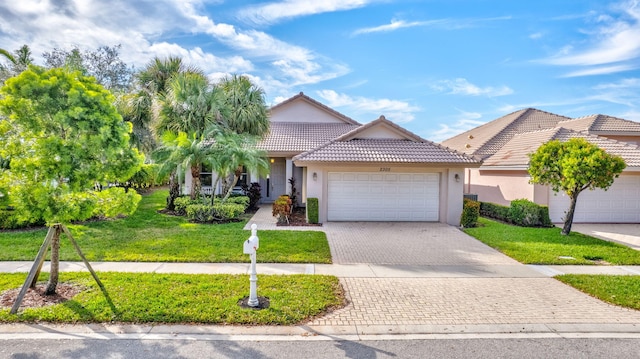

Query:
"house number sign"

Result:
[[379, 167, 391, 172]]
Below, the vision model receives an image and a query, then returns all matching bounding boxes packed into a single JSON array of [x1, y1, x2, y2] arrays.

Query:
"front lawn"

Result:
[[557, 275, 640, 310], [464, 217, 640, 265], [0, 272, 344, 324], [0, 190, 331, 263]]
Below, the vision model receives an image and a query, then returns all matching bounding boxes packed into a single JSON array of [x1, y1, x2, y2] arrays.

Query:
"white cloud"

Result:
[[592, 77, 640, 89], [352, 16, 511, 36], [431, 78, 514, 97], [240, 0, 372, 25], [0, 0, 348, 90], [317, 90, 420, 123], [541, 1, 640, 76], [529, 32, 543, 39], [562, 64, 638, 77], [430, 110, 485, 143], [353, 19, 444, 35]]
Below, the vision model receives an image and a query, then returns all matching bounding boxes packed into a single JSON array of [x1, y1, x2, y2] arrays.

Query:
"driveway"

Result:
[[571, 224, 640, 250], [322, 221, 519, 266]]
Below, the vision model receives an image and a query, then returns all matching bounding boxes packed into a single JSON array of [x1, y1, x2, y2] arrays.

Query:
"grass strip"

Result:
[[0, 190, 331, 263], [0, 272, 344, 324], [556, 275, 640, 310], [464, 217, 640, 265]]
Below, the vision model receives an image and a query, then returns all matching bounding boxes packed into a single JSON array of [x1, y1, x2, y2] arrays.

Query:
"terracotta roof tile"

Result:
[[484, 128, 640, 167], [294, 139, 480, 164], [559, 114, 640, 132], [441, 108, 571, 159], [257, 122, 358, 153]]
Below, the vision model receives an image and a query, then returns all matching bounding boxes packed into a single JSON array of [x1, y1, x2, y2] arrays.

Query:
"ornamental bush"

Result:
[[460, 198, 480, 228], [307, 197, 319, 224]]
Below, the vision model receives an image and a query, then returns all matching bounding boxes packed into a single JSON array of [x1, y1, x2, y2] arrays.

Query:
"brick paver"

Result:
[[310, 277, 640, 326], [323, 221, 518, 265]]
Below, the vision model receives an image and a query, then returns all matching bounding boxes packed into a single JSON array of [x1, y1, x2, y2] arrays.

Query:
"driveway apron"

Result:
[[309, 221, 640, 331]]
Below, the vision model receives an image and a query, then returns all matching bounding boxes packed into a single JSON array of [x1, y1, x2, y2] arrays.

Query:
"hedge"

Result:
[[480, 199, 552, 227]]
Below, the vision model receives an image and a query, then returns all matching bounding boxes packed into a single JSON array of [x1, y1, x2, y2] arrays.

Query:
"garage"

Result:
[[548, 175, 640, 223], [327, 172, 440, 221]]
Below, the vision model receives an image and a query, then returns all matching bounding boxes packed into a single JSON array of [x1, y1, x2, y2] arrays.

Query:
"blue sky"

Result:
[[1, 0, 639, 141]]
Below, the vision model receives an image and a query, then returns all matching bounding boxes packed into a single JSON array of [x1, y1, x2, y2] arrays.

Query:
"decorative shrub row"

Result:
[[174, 195, 250, 222], [460, 198, 480, 228], [307, 197, 319, 224], [480, 199, 552, 227]]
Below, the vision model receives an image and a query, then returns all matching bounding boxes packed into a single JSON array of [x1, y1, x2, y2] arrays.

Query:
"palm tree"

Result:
[[115, 91, 155, 155], [157, 71, 226, 136], [134, 56, 191, 210], [154, 131, 219, 200], [218, 75, 270, 137], [206, 129, 269, 203]]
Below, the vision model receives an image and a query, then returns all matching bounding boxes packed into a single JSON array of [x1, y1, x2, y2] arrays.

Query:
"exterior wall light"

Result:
[[270, 158, 275, 163], [313, 172, 318, 181], [454, 173, 460, 182]]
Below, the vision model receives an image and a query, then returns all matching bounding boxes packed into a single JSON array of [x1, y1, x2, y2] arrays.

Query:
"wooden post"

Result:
[[10, 224, 106, 314], [11, 226, 55, 314], [60, 224, 105, 290]]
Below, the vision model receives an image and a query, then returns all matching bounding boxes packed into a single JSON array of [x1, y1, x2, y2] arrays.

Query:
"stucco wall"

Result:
[[271, 101, 346, 123], [467, 169, 533, 205]]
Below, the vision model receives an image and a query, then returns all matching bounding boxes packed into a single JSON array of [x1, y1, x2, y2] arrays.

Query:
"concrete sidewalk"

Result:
[[2, 261, 640, 277]]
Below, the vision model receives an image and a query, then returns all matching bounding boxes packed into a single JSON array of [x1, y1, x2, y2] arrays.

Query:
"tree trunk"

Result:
[[45, 225, 61, 295], [561, 193, 579, 235], [190, 165, 201, 200], [221, 174, 239, 203], [167, 170, 179, 211]]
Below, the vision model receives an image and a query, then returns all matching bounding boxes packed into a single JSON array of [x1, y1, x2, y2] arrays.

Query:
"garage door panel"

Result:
[[328, 172, 439, 222], [549, 175, 640, 223]]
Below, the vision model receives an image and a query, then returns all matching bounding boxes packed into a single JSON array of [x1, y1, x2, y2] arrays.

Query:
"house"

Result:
[[187, 92, 481, 225], [441, 108, 640, 223]]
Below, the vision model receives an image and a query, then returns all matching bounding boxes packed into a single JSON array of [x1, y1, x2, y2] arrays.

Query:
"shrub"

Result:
[[226, 196, 250, 209], [174, 196, 197, 216], [460, 198, 480, 228], [242, 182, 262, 210], [480, 202, 511, 222], [307, 197, 319, 224], [272, 195, 292, 224], [184, 203, 246, 222], [480, 199, 552, 227]]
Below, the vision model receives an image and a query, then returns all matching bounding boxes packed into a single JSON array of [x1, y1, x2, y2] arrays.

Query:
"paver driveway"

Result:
[[323, 222, 518, 265], [310, 221, 640, 331]]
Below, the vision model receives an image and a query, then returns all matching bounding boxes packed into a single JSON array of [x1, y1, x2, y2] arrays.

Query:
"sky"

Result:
[[1, 0, 640, 142]]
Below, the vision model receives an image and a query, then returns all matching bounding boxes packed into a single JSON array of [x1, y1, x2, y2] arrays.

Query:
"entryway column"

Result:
[[285, 158, 293, 194]]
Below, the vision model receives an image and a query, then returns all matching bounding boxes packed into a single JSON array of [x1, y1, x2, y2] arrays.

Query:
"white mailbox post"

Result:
[[243, 223, 260, 307]]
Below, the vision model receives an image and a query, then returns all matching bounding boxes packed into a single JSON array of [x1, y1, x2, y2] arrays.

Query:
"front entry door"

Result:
[[262, 158, 286, 203]]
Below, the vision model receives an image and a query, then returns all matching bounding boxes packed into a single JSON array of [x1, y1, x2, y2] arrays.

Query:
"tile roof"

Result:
[[558, 114, 640, 133], [483, 127, 640, 168], [440, 108, 571, 159], [257, 122, 358, 153], [293, 139, 480, 164]]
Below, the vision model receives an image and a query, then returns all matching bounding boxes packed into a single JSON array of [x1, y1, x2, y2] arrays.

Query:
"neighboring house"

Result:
[[441, 108, 640, 223], [187, 92, 481, 225]]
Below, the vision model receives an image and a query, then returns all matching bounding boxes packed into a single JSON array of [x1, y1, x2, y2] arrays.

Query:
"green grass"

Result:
[[0, 272, 344, 324], [556, 275, 640, 310], [464, 217, 640, 265], [0, 190, 331, 263]]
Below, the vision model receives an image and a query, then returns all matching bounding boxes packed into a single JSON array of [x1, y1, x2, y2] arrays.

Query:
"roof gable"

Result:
[[558, 114, 640, 133], [269, 92, 360, 125], [337, 115, 425, 141], [293, 116, 480, 165], [441, 108, 571, 159]]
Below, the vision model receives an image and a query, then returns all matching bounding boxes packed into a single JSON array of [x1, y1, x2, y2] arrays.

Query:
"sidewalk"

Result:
[[2, 260, 640, 277]]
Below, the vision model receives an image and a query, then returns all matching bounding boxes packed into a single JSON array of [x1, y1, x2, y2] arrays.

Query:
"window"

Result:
[[200, 163, 213, 186]]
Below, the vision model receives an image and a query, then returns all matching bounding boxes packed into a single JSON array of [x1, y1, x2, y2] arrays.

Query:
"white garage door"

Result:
[[327, 172, 439, 221], [549, 175, 640, 223]]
